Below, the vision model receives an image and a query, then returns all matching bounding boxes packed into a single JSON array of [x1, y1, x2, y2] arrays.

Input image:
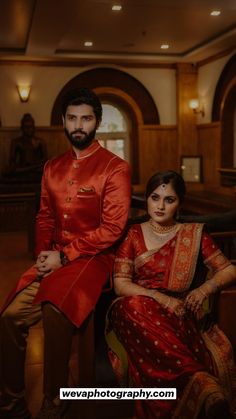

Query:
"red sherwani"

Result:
[[3, 141, 131, 326]]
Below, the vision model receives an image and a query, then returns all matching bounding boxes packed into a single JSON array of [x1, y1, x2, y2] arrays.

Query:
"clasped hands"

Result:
[[35, 250, 62, 278], [164, 283, 213, 319]]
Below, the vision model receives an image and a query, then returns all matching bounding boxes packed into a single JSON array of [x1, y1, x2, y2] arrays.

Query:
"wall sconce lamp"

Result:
[[189, 99, 205, 117], [17, 85, 31, 102]]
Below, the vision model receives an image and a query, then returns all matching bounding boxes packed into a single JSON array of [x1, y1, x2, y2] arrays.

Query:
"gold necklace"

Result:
[[149, 219, 177, 234]]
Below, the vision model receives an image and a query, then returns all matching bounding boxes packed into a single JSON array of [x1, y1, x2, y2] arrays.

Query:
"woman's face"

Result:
[[147, 182, 180, 225]]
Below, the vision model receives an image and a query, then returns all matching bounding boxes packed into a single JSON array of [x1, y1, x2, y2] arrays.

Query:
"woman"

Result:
[[106, 171, 236, 419]]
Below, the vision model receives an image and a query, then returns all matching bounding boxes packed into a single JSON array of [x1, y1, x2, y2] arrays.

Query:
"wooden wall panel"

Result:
[[176, 63, 198, 156], [197, 122, 221, 187], [0, 127, 69, 174], [1, 123, 232, 198], [138, 125, 178, 186]]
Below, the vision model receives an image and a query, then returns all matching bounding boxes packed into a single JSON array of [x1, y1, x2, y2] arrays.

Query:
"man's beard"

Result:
[[64, 127, 96, 150]]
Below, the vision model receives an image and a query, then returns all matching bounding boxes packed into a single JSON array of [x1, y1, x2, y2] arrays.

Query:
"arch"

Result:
[[220, 83, 236, 167], [212, 53, 236, 121], [50, 67, 159, 125], [95, 86, 141, 182], [50, 68, 160, 183], [212, 54, 236, 172]]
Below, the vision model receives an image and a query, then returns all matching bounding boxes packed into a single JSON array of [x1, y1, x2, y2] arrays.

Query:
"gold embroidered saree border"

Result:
[[134, 247, 160, 271], [134, 224, 181, 271], [134, 223, 203, 291], [202, 325, 236, 405], [168, 223, 203, 291], [172, 371, 225, 419]]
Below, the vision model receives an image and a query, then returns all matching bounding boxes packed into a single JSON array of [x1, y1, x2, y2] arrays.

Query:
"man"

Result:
[[6, 113, 47, 177], [0, 88, 131, 418]]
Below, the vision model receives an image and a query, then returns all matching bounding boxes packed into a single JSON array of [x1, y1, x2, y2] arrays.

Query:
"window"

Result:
[[97, 103, 129, 161]]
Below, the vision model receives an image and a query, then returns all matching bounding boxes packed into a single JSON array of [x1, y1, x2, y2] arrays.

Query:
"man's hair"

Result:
[[62, 88, 102, 121]]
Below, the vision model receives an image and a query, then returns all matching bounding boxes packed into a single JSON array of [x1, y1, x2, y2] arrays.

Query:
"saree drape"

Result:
[[106, 223, 236, 419]]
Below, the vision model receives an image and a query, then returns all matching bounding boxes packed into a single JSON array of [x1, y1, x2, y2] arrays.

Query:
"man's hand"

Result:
[[36, 250, 62, 277]]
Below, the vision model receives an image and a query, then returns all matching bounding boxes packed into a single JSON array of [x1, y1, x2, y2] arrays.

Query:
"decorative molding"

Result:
[[0, 57, 176, 69]]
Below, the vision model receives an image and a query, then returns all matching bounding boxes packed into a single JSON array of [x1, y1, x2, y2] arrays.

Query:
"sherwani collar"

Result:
[[70, 140, 101, 160]]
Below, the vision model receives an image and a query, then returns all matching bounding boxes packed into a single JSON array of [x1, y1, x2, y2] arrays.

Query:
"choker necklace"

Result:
[[149, 219, 177, 234]]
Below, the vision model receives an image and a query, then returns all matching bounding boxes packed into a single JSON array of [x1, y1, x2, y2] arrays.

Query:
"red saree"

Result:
[[106, 223, 236, 418]]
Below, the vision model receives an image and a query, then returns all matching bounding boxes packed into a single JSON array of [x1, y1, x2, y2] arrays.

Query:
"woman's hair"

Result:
[[61, 87, 102, 122], [145, 170, 186, 203]]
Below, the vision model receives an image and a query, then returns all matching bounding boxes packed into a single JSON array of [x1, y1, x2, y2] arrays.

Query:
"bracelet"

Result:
[[205, 279, 218, 294], [148, 289, 157, 298], [60, 251, 69, 266], [164, 296, 171, 309], [198, 288, 208, 298]]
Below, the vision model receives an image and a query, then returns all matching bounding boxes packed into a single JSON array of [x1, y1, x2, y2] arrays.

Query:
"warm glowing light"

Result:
[[112, 5, 122, 11], [189, 99, 199, 110], [84, 41, 93, 47], [210, 10, 221, 16], [160, 44, 170, 49], [17, 85, 31, 102], [189, 99, 205, 117]]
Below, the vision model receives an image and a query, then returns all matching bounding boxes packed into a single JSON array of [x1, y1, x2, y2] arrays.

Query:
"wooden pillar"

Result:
[[176, 63, 199, 161]]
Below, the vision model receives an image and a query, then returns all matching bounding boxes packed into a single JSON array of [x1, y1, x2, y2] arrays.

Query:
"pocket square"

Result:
[[78, 186, 95, 193]]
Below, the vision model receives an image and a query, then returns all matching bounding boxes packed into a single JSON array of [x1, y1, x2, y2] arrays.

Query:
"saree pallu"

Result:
[[106, 223, 236, 418]]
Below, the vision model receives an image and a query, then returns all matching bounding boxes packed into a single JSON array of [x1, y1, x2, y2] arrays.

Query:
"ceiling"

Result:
[[0, 0, 236, 65]]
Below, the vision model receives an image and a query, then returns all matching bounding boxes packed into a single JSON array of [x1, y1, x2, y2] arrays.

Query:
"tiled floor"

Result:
[[0, 230, 133, 419]]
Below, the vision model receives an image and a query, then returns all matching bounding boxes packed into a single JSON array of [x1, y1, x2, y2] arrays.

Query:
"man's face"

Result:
[[63, 104, 99, 150]]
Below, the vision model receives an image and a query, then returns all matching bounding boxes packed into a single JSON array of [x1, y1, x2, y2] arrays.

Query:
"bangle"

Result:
[[206, 279, 218, 294], [60, 251, 69, 266], [198, 288, 207, 298], [149, 289, 156, 298], [164, 296, 171, 309]]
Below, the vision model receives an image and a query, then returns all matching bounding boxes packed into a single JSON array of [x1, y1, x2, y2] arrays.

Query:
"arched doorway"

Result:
[[50, 67, 159, 183], [220, 81, 236, 168], [212, 54, 236, 184]]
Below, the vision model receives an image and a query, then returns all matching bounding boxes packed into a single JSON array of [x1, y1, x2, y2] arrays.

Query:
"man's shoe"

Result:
[[35, 397, 68, 419], [0, 396, 31, 419]]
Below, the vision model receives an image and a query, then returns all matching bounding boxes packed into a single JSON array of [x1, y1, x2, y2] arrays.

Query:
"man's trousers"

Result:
[[0, 281, 76, 414]]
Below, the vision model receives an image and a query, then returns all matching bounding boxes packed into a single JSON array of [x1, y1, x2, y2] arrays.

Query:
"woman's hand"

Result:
[[168, 297, 186, 318], [35, 250, 62, 277], [152, 292, 185, 318], [184, 287, 208, 317]]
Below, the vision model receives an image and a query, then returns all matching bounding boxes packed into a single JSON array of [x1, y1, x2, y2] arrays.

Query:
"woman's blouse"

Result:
[[114, 224, 230, 291]]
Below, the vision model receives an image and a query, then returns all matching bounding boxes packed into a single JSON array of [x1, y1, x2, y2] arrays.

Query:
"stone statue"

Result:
[[5, 113, 47, 178]]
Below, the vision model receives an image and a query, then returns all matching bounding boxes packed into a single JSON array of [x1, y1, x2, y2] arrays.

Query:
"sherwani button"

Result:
[[73, 162, 80, 168], [63, 214, 68, 219], [68, 180, 74, 185]]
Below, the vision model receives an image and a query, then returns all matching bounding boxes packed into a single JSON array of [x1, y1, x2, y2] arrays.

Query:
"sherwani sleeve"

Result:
[[35, 161, 56, 255], [63, 161, 131, 261]]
